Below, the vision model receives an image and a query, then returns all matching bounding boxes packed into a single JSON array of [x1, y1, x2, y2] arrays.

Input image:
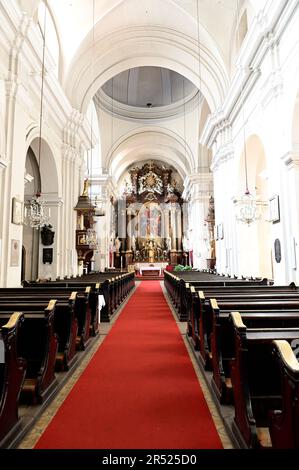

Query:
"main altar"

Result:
[[134, 262, 168, 277], [112, 161, 189, 269]]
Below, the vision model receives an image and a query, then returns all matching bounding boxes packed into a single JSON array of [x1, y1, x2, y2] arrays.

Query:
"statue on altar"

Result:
[[166, 236, 171, 251], [131, 234, 136, 252], [115, 237, 121, 254], [148, 240, 155, 263]]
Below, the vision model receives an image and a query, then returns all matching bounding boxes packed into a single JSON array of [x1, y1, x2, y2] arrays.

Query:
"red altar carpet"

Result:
[[35, 281, 223, 449]]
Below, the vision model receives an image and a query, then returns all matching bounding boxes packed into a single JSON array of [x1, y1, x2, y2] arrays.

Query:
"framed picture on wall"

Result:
[[10, 239, 20, 267], [11, 197, 23, 225], [269, 195, 280, 223]]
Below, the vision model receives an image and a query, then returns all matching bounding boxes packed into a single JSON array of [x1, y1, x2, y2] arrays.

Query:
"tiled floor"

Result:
[[17, 281, 234, 449]]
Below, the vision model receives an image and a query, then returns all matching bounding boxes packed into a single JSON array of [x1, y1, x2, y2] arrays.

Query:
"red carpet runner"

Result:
[[35, 281, 223, 449]]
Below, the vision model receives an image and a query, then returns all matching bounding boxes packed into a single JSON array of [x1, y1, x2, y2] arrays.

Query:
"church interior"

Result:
[[1, 0, 299, 455]]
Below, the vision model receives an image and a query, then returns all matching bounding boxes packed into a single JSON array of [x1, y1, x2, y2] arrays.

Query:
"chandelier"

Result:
[[25, 192, 50, 230], [233, 189, 262, 226], [25, 2, 50, 229]]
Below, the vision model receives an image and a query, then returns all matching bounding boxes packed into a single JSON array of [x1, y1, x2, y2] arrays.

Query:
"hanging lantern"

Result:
[[233, 189, 262, 226], [25, 192, 50, 230]]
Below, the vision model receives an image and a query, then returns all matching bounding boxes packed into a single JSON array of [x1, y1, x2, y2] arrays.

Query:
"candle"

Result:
[[121, 256, 123, 269]]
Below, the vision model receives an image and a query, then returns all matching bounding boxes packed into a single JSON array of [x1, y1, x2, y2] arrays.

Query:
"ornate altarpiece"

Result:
[[114, 162, 185, 268]]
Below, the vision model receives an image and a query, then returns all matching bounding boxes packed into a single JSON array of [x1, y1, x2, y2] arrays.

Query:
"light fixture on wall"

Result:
[[25, 0, 50, 230]]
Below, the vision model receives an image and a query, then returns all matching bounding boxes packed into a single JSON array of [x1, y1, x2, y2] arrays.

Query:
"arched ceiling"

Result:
[[45, 0, 251, 74], [36, 0, 258, 111]]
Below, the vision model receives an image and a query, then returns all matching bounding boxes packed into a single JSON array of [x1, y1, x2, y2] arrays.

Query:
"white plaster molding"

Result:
[[24, 172, 34, 184], [261, 70, 284, 109], [182, 172, 213, 201], [281, 150, 299, 168], [0, 157, 8, 171], [1, 5, 91, 153], [5, 72, 19, 100], [63, 109, 92, 152], [211, 144, 235, 173], [68, 25, 229, 114], [95, 88, 201, 121], [201, 0, 299, 149], [29, 193, 64, 207]]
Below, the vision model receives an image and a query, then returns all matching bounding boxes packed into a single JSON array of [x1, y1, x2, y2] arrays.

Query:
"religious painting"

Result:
[[138, 203, 162, 238], [10, 239, 20, 267], [12, 197, 23, 225]]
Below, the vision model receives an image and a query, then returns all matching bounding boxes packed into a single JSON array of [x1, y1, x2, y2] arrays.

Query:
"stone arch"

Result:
[[106, 127, 194, 184], [25, 126, 60, 197]]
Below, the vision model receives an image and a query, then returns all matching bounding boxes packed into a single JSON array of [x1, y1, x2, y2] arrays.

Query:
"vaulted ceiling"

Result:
[[17, 0, 262, 113]]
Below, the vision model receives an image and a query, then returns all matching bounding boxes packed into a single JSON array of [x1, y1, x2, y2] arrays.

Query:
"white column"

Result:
[[185, 173, 214, 270], [209, 124, 239, 276], [59, 146, 81, 278]]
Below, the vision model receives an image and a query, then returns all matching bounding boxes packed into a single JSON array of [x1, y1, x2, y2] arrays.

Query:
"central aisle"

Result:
[[35, 281, 223, 449]]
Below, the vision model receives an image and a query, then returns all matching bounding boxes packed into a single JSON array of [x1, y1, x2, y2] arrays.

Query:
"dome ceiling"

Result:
[[101, 67, 197, 108]]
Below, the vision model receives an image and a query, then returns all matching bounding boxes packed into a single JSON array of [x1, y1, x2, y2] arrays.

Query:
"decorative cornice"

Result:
[[40, 194, 64, 207], [211, 143, 235, 172], [95, 88, 201, 121], [89, 174, 118, 199], [182, 172, 213, 201]]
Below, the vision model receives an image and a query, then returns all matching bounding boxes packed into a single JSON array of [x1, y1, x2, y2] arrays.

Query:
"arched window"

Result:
[[38, 1, 60, 78]]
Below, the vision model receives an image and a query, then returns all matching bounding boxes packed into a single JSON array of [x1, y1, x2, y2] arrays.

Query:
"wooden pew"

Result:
[[0, 312, 26, 445], [164, 270, 271, 321], [187, 284, 298, 343], [230, 312, 299, 448], [25, 271, 135, 322], [0, 300, 58, 404], [0, 291, 79, 369], [26, 279, 112, 322], [269, 340, 299, 448], [197, 293, 299, 370], [1, 287, 90, 346], [209, 298, 299, 403]]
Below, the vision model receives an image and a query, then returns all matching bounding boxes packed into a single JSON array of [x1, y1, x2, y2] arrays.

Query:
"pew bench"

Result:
[[0, 300, 58, 404], [0, 312, 26, 445], [0, 292, 79, 370], [199, 296, 299, 371], [209, 299, 299, 403], [187, 284, 298, 349], [230, 312, 299, 448], [269, 340, 299, 448]]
